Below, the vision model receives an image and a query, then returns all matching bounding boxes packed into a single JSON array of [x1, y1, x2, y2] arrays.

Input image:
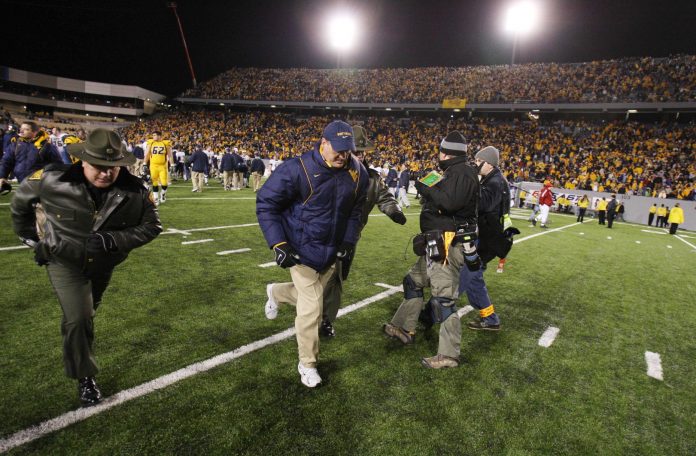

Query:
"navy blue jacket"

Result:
[[220, 152, 236, 172], [250, 157, 265, 174], [386, 168, 398, 188], [0, 131, 62, 182], [398, 169, 410, 189], [256, 147, 369, 272], [189, 150, 209, 173]]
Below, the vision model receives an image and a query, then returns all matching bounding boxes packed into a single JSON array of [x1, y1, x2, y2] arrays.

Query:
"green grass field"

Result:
[[1, 181, 695, 455]]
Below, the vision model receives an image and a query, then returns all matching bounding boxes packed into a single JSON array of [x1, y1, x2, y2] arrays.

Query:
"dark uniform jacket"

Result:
[[11, 163, 162, 273], [0, 130, 62, 182], [256, 146, 369, 272], [418, 156, 479, 233], [477, 167, 513, 264], [361, 166, 403, 227]]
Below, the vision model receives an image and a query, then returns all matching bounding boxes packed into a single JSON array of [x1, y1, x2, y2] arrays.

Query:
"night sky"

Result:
[[4, 0, 696, 97]]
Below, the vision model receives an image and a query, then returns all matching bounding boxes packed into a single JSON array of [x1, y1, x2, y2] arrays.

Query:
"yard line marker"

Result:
[[457, 305, 474, 318], [0, 245, 29, 252], [161, 223, 259, 235], [674, 235, 696, 251], [374, 283, 401, 290], [645, 351, 664, 381], [666, 245, 672, 249], [181, 239, 214, 245], [514, 222, 581, 244], [607, 236, 612, 240], [641, 229, 667, 235], [679, 234, 696, 240], [635, 241, 641, 244], [0, 284, 401, 453], [216, 248, 251, 255], [259, 261, 277, 268], [538, 327, 560, 348], [579, 232, 585, 235], [0, 202, 10, 206]]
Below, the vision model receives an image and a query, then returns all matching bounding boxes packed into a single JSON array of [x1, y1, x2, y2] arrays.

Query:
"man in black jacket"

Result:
[[462, 146, 518, 331], [383, 131, 479, 369], [11, 128, 162, 406]]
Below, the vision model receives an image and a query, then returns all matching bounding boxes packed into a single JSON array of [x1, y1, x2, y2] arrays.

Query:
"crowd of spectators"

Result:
[[120, 110, 695, 200], [183, 55, 696, 104]]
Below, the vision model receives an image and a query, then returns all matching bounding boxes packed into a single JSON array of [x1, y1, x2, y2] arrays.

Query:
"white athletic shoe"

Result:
[[154, 198, 160, 207], [265, 283, 278, 320], [298, 362, 322, 388], [496, 267, 504, 273], [160, 193, 166, 203]]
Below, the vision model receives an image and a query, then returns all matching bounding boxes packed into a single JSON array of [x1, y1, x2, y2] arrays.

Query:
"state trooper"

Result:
[[383, 131, 479, 369], [11, 128, 162, 406]]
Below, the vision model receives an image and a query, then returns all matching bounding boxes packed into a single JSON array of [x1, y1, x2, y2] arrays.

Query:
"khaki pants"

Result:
[[271, 263, 336, 368], [390, 243, 464, 358], [191, 171, 205, 191], [223, 171, 233, 189], [232, 171, 242, 190], [252, 172, 263, 192]]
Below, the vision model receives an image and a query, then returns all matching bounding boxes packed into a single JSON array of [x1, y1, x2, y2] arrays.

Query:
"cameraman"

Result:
[[383, 131, 479, 369]]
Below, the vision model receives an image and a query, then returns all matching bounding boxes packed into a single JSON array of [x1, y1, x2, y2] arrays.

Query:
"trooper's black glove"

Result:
[[33, 241, 50, 266], [336, 242, 355, 280], [391, 211, 407, 225], [142, 164, 150, 176], [503, 227, 521, 240], [87, 232, 118, 253], [274, 242, 300, 268]]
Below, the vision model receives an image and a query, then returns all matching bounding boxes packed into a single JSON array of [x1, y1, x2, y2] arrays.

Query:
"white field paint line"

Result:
[[635, 241, 641, 244], [538, 327, 560, 348], [0, 245, 29, 252], [666, 245, 672, 249], [513, 222, 581, 244], [607, 236, 612, 240], [0, 202, 10, 206], [457, 305, 474, 318], [674, 235, 696, 251], [165, 228, 192, 235], [641, 229, 667, 235], [645, 351, 664, 381], [374, 282, 402, 290], [161, 223, 259, 235], [679, 234, 696, 240], [0, 285, 401, 453], [368, 212, 420, 218], [259, 261, 277, 268], [181, 239, 214, 245], [216, 248, 252, 255], [579, 232, 585, 235]]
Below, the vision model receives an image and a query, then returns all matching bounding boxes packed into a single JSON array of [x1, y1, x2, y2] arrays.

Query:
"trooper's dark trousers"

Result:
[[47, 263, 112, 379]]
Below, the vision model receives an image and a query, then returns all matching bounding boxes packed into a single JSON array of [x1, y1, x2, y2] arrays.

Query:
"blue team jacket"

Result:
[[256, 146, 369, 272]]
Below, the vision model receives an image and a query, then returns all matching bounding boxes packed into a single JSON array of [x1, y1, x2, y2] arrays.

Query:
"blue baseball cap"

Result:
[[322, 120, 356, 152]]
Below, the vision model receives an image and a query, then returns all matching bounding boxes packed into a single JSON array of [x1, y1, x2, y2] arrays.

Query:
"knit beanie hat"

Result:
[[474, 146, 500, 167], [439, 131, 468, 156]]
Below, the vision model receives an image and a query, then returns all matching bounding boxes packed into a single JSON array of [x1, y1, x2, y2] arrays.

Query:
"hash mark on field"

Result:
[[513, 222, 581, 244], [674, 235, 696, 251], [538, 327, 560, 348], [259, 261, 277, 268], [635, 241, 641, 244], [607, 236, 612, 240], [181, 239, 214, 245], [645, 351, 664, 381], [0, 245, 29, 252], [216, 248, 252, 255], [161, 223, 259, 235], [0, 286, 402, 453], [666, 245, 672, 249]]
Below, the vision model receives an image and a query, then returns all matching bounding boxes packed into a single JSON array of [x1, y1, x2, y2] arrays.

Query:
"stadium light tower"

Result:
[[503, 1, 541, 65], [325, 11, 360, 68]]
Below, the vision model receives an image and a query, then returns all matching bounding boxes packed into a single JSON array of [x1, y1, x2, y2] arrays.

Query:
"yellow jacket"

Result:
[[657, 207, 667, 217], [597, 200, 608, 211], [649, 205, 657, 214], [668, 207, 684, 224], [578, 199, 589, 209]]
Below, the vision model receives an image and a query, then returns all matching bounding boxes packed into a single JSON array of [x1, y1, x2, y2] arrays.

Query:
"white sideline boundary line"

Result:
[[674, 235, 696, 251], [259, 261, 277, 268], [538, 327, 560, 348], [0, 245, 28, 252], [181, 239, 214, 245], [645, 351, 663, 381], [216, 248, 252, 255], [0, 284, 402, 453], [641, 229, 667, 235]]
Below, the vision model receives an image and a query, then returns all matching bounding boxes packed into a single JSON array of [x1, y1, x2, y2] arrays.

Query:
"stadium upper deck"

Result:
[[181, 55, 696, 104]]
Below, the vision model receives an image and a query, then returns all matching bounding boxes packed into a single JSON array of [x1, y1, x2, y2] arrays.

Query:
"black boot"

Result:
[[78, 377, 102, 406], [319, 319, 336, 338]]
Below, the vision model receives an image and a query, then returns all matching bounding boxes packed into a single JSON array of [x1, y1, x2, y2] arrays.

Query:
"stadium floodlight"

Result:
[[325, 11, 360, 67], [502, 1, 542, 64]]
